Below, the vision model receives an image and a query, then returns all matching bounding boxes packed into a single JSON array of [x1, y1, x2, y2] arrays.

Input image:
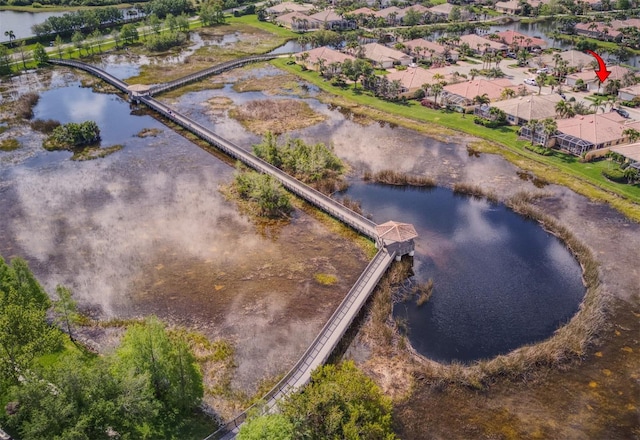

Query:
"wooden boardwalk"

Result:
[[48, 59, 410, 439]]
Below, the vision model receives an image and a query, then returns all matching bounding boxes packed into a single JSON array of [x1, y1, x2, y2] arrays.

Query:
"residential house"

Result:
[[618, 84, 640, 102], [295, 46, 355, 72], [362, 43, 412, 68], [496, 30, 547, 51], [581, 0, 603, 10], [385, 66, 454, 95], [539, 49, 594, 71], [554, 112, 640, 155], [565, 65, 631, 92], [372, 6, 405, 25], [439, 78, 518, 110], [427, 3, 456, 19], [274, 12, 319, 30], [575, 22, 622, 41], [494, 0, 521, 14], [403, 39, 459, 62], [458, 34, 507, 54], [265, 2, 314, 16], [308, 9, 355, 30], [478, 94, 562, 125], [610, 143, 640, 166]]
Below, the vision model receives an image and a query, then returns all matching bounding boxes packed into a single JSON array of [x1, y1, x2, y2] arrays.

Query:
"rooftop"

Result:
[[297, 46, 355, 65], [376, 221, 418, 242], [443, 78, 518, 101], [490, 94, 562, 121], [555, 112, 640, 146], [610, 142, 640, 162]]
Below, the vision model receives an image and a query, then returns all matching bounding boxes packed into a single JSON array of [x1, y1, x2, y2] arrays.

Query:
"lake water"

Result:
[[0, 10, 65, 41], [343, 183, 585, 363]]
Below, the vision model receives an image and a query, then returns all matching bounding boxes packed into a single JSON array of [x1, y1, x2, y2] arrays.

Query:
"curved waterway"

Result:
[[343, 182, 585, 363]]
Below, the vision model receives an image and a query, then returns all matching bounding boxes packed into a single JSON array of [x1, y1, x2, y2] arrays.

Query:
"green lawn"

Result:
[[227, 15, 299, 39], [271, 58, 640, 219]]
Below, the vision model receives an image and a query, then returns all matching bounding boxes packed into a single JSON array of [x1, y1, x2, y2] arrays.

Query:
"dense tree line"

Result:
[[253, 132, 344, 184], [43, 120, 101, 150], [238, 361, 396, 440], [0, 257, 204, 440], [233, 168, 293, 218], [0, 0, 145, 7], [32, 6, 126, 37]]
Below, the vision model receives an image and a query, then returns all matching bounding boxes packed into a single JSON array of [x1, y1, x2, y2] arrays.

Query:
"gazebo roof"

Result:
[[375, 221, 418, 242], [127, 84, 151, 92]]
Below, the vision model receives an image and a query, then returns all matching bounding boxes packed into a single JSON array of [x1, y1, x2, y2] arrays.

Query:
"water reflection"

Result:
[[344, 182, 585, 363]]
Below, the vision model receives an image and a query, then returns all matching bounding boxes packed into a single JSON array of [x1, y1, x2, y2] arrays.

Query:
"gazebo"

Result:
[[375, 221, 418, 260], [126, 84, 151, 100]]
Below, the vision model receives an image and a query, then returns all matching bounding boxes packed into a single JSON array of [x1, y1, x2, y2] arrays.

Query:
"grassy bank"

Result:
[[271, 58, 640, 222], [0, 3, 135, 12]]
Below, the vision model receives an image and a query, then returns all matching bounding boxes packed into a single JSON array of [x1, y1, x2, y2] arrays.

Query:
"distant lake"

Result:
[[0, 10, 65, 41]]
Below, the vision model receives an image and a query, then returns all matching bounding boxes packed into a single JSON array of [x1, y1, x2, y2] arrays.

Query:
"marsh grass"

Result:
[[339, 196, 364, 216], [136, 128, 162, 138], [415, 279, 434, 307], [0, 138, 20, 151], [229, 99, 326, 135], [452, 182, 498, 203], [71, 144, 123, 161], [31, 118, 60, 133], [14, 92, 39, 120], [314, 273, 338, 286], [363, 170, 436, 187]]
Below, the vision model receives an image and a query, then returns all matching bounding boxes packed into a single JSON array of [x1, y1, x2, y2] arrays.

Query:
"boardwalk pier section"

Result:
[[48, 59, 418, 439]]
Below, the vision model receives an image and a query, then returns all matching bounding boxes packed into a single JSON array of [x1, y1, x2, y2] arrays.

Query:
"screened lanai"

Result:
[[554, 133, 594, 156]]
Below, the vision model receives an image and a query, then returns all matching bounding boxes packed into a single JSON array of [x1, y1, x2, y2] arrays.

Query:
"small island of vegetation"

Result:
[[43, 120, 101, 151]]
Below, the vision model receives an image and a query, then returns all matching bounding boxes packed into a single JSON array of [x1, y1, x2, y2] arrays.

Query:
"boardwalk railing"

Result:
[[48, 58, 130, 93], [148, 54, 278, 96], [206, 248, 396, 440]]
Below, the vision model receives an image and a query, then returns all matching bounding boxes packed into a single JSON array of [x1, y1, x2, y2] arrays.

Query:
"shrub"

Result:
[[233, 170, 292, 218], [43, 121, 100, 151], [601, 168, 626, 183], [31, 119, 60, 134]]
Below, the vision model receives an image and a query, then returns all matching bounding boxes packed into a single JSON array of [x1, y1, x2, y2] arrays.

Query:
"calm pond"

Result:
[[343, 182, 585, 363]]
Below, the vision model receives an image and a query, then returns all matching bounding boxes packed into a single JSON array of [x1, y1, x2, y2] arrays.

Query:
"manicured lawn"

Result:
[[227, 15, 299, 39], [271, 58, 640, 219]]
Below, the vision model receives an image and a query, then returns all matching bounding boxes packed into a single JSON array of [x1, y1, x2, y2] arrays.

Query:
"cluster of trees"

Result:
[[43, 121, 101, 150], [253, 132, 344, 184], [233, 169, 293, 218], [0, 257, 204, 440], [238, 361, 396, 440], [604, 151, 640, 184], [32, 6, 125, 37], [0, 0, 139, 6], [200, 0, 226, 26]]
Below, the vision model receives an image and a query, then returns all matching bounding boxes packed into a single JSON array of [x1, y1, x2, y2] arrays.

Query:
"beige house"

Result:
[[484, 94, 562, 125], [459, 34, 507, 54], [575, 22, 622, 41], [362, 43, 412, 68], [555, 112, 640, 155], [403, 39, 459, 61], [308, 9, 355, 30], [496, 30, 547, 50], [440, 78, 518, 110], [539, 50, 594, 71], [295, 46, 355, 72], [618, 84, 640, 102], [265, 2, 314, 16], [386, 66, 454, 94], [428, 3, 455, 18], [495, 0, 521, 14], [566, 65, 631, 92], [274, 12, 319, 30]]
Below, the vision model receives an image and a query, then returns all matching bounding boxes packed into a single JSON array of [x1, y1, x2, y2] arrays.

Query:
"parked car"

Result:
[[524, 78, 537, 86], [615, 108, 630, 118], [536, 67, 550, 74], [506, 52, 517, 59]]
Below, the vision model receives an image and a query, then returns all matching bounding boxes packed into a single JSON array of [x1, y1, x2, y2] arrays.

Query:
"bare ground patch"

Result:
[[229, 99, 326, 135], [232, 72, 305, 95]]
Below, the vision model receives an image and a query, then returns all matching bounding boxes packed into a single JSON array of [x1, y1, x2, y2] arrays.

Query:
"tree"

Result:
[[120, 23, 139, 45], [0, 45, 12, 76], [237, 414, 294, 440], [200, 0, 225, 26], [623, 128, 640, 142], [604, 79, 622, 96], [473, 93, 490, 105], [449, 6, 462, 21], [32, 43, 49, 67], [53, 285, 80, 342], [17, 40, 28, 71], [281, 361, 395, 440], [522, 118, 539, 145], [112, 316, 203, 414], [176, 13, 190, 32], [72, 31, 86, 57], [4, 30, 16, 47], [555, 100, 575, 119], [403, 8, 422, 26], [54, 35, 64, 59], [91, 30, 103, 54]]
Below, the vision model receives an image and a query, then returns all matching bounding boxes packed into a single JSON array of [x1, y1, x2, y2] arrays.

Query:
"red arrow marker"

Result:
[[585, 50, 611, 82]]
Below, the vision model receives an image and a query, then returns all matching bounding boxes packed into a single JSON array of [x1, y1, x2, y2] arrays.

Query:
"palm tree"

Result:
[[501, 88, 516, 100], [4, 30, 15, 48], [522, 118, 539, 145], [430, 83, 443, 106], [623, 128, 640, 143], [473, 93, 490, 105], [469, 68, 480, 80], [541, 118, 558, 146]]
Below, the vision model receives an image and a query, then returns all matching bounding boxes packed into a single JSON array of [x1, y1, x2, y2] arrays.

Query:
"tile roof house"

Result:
[[496, 30, 547, 50], [372, 6, 405, 24], [428, 3, 455, 17], [539, 50, 594, 71], [494, 0, 521, 14], [618, 84, 640, 102], [386, 66, 454, 94], [566, 65, 631, 92], [459, 34, 507, 53], [308, 9, 356, 30], [274, 12, 320, 30], [403, 38, 459, 61], [554, 112, 640, 155], [265, 2, 314, 16], [441, 78, 519, 110], [295, 46, 355, 71], [575, 22, 622, 41], [362, 43, 412, 68], [484, 94, 562, 125]]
